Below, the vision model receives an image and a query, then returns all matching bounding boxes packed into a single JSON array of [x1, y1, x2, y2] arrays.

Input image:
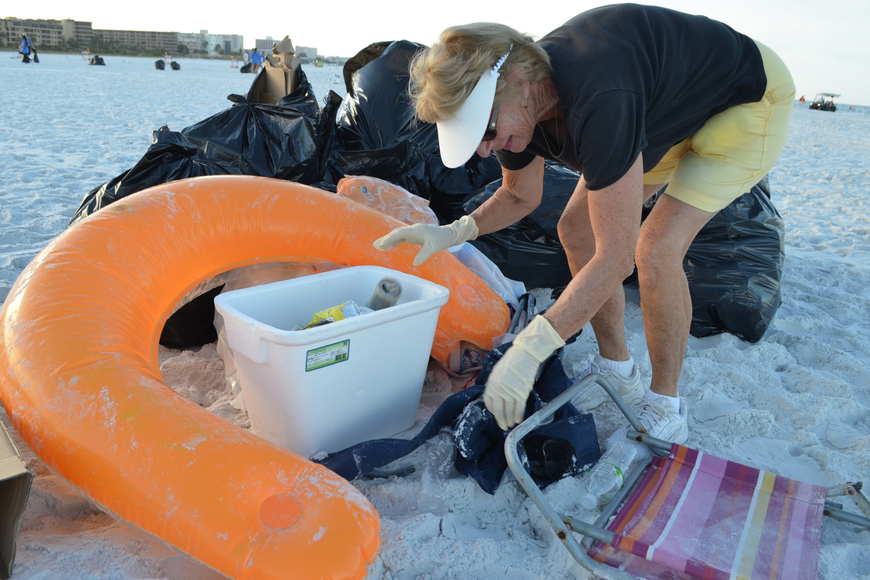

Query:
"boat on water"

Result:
[[809, 92, 839, 112]]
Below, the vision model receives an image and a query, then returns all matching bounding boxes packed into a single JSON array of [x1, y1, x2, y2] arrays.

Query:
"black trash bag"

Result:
[[69, 68, 329, 226], [684, 183, 785, 342], [170, 61, 180, 71], [160, 286, 224, 349], [429, 153, 505, 222], [625, 178, 783, 342], [305, 89, 349, 191], [179, 71, 322, 182], [325, 139, 427, 196], [461, 163, 579, 289], [337, 40, 502, 221], [240, 62, 252, 74], [178, 95, 318, 181], [338, 40, 421, 151], [155, 59, 165, 70], [463, 162, 783, 342], [69, 130, 242, 225]]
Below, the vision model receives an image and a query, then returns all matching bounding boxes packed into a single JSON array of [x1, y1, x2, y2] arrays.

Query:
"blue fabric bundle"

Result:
[[317, 344, 601, 494]]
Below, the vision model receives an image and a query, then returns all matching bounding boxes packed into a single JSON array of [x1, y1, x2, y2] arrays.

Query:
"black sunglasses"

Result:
[[482, 104, 500, 142]]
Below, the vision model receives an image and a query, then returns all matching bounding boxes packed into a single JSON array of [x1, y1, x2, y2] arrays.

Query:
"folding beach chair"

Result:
[[505, 375, 870, 580]]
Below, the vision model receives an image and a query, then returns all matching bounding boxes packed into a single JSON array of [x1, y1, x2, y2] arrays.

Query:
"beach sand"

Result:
[[1, 53, 868, 579]]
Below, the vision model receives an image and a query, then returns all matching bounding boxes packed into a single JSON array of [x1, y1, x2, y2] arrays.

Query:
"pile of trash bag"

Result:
[[71, 41, 501, 226], [462, 162, 578, 290], [67, 39, 785, 346], [462, 170, 784, 343], [335, 40, 502, 219], [69, 70, 328, 225]]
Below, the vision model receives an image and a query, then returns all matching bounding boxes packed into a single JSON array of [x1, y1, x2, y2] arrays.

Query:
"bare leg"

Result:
[[635, 194, 715, 397], [557, 182, 662, 362]]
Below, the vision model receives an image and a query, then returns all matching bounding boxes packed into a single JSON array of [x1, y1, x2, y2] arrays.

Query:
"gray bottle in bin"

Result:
[[366, 277, 403, 311]]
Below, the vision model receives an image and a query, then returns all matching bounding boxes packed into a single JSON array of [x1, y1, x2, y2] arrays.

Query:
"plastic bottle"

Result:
[[581, 436, 652, 510], [420, 428, 456, 514], [365, 277, 402, 311]]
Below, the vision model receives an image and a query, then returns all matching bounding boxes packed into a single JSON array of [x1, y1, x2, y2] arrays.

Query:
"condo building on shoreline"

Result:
[[1, 17, 243, 55]]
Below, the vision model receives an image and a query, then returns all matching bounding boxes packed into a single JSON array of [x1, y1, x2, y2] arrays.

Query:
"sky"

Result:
[[10, 0, 870, 104]]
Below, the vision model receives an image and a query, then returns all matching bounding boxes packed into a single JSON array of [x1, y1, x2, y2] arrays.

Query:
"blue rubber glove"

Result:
[[373, 215, 478, 266], [483, 315, 566, 430]]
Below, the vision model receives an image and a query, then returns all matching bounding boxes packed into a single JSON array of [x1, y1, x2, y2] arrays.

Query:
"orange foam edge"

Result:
[[0, 175, 509, 580]]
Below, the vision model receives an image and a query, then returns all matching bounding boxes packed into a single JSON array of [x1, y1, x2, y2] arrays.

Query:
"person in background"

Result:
[[374, 4, 794, 444], [25, 34, 38, 63], [19, 34, 31, 64], [250, 48, 263, 73]]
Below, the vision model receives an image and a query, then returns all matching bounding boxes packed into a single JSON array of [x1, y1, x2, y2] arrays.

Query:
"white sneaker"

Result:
[[569, 355, 644, 412], [632, 397, 689, 444]]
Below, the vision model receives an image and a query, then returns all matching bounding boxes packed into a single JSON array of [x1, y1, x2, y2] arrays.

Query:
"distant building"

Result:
[[2, 16, 176, 49], [217, 33, 244, 55], [1, 17, 66, 46], [61, 19, 94, 43], [177, 31, 206, 54], [1, 16, 241, 55], [178, 30, 244, 55], [255, 37, 274, 52], [295, 45, 318, 62], [93, 28, 178, 51]]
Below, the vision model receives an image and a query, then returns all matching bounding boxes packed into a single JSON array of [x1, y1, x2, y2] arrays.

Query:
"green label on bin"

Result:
[[305, 340, 350, 372]]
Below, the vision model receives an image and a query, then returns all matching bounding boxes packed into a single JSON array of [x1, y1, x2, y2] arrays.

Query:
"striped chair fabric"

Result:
[[587, 443, 827, 580]]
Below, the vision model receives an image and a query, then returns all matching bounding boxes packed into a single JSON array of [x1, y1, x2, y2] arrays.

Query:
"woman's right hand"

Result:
[[373, 215, 478, 266]]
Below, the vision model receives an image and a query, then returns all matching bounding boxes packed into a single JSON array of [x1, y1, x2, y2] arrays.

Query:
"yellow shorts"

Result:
[[643, 40, 795, 212]]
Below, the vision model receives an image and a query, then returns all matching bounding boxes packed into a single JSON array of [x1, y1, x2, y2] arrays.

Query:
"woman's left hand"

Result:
[[373, 215, 478, 266]]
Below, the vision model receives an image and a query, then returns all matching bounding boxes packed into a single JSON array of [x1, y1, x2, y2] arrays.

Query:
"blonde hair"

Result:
[[409, 22, 551, 123]]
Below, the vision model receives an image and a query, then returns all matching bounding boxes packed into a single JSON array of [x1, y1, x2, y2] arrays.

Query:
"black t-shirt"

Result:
[[496, 4, 767, 190]]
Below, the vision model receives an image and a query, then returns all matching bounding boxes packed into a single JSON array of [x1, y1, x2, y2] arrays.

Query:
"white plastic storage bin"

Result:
[[214, 266, 450, 458]]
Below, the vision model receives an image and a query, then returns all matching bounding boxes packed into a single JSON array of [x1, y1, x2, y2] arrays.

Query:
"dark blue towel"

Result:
[[316, 343, 601, 494]]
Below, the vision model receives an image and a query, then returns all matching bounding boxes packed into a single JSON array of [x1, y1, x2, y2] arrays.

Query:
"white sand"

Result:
[[1, 53, 868, 579]]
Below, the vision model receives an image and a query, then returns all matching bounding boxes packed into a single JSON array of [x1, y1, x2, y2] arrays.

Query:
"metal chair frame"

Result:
[[503, 375, 870, 580]]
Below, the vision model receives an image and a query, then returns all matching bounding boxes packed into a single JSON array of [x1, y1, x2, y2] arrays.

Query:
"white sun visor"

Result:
[[436, 47, 511, 169]]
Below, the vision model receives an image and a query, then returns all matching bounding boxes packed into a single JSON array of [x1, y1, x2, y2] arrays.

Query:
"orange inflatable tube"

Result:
[[0, 176, 509, 580]]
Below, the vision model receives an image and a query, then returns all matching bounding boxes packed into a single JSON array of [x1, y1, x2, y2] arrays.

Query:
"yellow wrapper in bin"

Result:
[[300, 300, 370, 330]]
